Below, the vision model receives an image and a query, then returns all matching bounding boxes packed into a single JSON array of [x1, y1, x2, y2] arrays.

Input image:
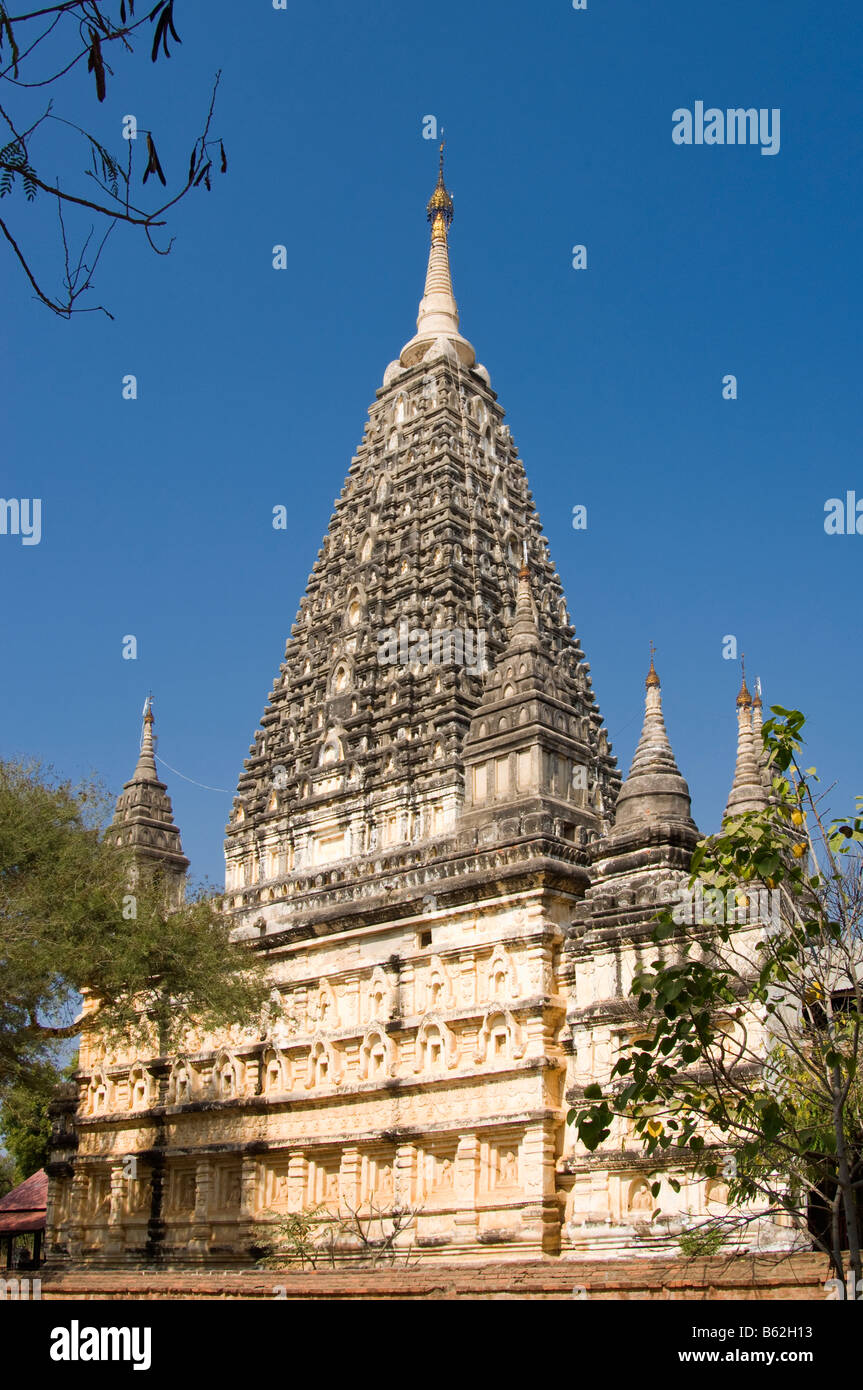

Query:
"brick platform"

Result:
[[40, 1253, 830, 1300]]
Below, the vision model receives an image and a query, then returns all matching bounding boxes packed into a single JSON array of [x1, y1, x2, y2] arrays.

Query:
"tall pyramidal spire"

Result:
[[508, 549, 541, 652], [724, 660, 768, 819], [400, 141, 476, 369], [613, 650, 696, 831], [133, 695, 159, 779], [751, 676, 772, 793], [110, 697, 190, 883], [226, 149, 619, 930], [571, 650, 698, 966]]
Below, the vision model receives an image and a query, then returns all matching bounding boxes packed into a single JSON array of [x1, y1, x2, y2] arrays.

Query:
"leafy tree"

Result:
[[570, 708, 863, 1293], [0, 758, 268, 1097], [0, 1053, 76, 1182], [0, 1149, 16, 1198], [0, 1, 227, 317]]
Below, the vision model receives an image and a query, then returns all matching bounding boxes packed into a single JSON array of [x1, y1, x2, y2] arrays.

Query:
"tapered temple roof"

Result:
[[225, 147, 621, 926], [613, 653, 697, 832], [110, 698, 189, 879], [724, 660, 769, 819], [508, 554, 542, 652], [400, 142, 476, 369]]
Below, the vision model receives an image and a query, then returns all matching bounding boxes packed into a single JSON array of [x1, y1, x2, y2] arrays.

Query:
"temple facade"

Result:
[[46, 154, 784, 1266]]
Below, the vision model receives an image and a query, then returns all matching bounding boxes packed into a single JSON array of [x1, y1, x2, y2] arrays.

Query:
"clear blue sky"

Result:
[[1, 0, 860, 885]]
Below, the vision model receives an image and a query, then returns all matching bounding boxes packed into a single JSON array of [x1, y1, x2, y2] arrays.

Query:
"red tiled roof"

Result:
[[0, 1169, 48, 1214], [0, 1169, 48, 1234], [0, 1208, 45, 1235]]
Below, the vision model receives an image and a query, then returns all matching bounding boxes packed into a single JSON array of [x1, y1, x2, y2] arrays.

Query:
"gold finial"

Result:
[[736, 654, 752, 708], [753, 675, 763, 710], [645, 641, 660, 688], [426, 136, 454, 236], [142, 693, 155, 726]]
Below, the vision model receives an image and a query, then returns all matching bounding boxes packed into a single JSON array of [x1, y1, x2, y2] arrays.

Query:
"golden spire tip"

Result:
[[427, 134, 454, 235], [646, 641, 660, 688]]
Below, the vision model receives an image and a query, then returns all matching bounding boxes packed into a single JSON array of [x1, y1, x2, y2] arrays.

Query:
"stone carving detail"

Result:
[[487, 1144, 520, 1190], [213, 1052, 241, 1099], [421, 954, 454, 1012], [414, 1017, 457, 1074], [127, 1064, 154, 1111], [426, 1150, 456, 1196], [474, 1010, 525, 1064], [309, 979, 339, 1029], [166, 1061, 193, 1105], [365, 967, 392, 1022], [261, 1047, 288, 1094], [171, 1169, 197, 1212], [306, 1038, 342, 1088], [359, 1029, 395, 1081], [486, 948, 518, 1002], [307, 1156, 341, 1208], [215, 1167, 242, 1211], [628, 1180, 653, 1214], [88, 1174, 110, 1218], [87, 1071, 111, 1115]]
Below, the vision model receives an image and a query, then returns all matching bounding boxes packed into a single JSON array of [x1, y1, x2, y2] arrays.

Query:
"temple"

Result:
[[45, 152, 785, 1265]]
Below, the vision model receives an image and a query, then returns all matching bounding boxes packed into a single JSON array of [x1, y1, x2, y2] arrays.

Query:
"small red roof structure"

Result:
[[0, 1169, 48, 1236]]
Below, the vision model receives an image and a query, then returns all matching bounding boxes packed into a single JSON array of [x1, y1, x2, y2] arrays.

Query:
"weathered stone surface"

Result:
[[38, 1253, 831, 1301]]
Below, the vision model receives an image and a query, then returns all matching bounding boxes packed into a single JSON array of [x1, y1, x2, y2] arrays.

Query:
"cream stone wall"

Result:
[[49, 882, 577, 1265], [49, 878, 796, 1266]]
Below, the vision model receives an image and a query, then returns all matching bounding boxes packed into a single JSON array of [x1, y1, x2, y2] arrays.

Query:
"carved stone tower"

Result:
[[55, 153, 763, 1269], [199, 145, 620, 1260], [224, 147, 618, 919], [561, 658, 701, 1252], [110, 698, 189, 889]]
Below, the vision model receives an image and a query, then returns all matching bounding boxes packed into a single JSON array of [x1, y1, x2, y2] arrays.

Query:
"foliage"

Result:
[[0, 2, 228, 317], [0, 758, 269, 1097], [0, 1149, 16, 1199], [258, 1200, 421, 1271], [257, 1204, 329, 1271], [677, 1226, 724, 1258], [0, 1054, 76, 1182], [569, 708, 863, 1289]]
